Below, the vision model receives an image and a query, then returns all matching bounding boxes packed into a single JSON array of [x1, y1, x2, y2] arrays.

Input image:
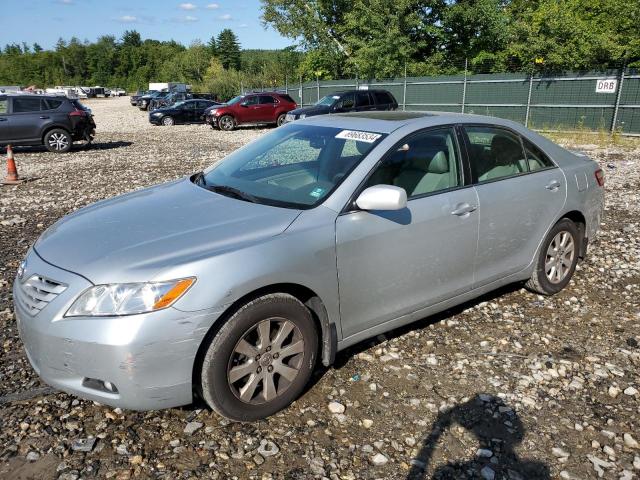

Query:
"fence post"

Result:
[[240, 80, 243, 95], [316, 76, 320, 102], [525, 73, 534, 128], [461, 58, 468, 113], [300, 75, 303, 106], [356, 73, 359, 90], [285, 75, 288, 95], [402, 63, 407, 111], [611, 64, 626, 134]]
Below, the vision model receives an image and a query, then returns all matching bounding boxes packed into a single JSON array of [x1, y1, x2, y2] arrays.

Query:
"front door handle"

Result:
[[451, 203, 478, 216], [545, 180, 561, 191], [39, 116, 50, 119], [0, 118, 7, 122]]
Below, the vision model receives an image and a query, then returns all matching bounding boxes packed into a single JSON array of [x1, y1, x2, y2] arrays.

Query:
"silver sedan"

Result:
[[14, 111, 604, 421]]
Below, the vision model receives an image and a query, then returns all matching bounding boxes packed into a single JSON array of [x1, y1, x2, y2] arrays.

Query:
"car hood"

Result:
[[34, 178, 301, 284], [289, 105, 332, 117]]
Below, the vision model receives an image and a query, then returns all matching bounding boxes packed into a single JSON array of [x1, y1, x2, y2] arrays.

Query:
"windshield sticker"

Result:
[[309, 187, 326, 198], [335, 130, 382, 143]]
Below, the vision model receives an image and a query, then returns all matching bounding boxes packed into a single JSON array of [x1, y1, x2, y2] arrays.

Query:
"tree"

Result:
[[207, 35, 218, 56], [33, 43, 43, 53], [216, 29, 241, 70]]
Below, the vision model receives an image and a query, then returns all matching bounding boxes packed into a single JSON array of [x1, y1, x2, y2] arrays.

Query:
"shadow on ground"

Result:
[[406, 393, 549, 479]]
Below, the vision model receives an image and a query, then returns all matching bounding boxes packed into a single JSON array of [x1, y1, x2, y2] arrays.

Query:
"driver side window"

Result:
[[337, 93, 355, 110], [244, 96, 259, 106], [365, 127, 460, 198]]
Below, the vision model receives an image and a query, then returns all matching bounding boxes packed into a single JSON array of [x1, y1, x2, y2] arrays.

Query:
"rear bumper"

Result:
[[14, 249, 222, 410]]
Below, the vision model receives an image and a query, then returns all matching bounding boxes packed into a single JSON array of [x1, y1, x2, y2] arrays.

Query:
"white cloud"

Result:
[[184, 15, 198, 21], [239, 23, 248, 28], [179, 2, 197, 9], [218, 14, 232, 20], [119, 15, 138, 23], [58, 0, 74, 4], [205, 3, 219, 9]]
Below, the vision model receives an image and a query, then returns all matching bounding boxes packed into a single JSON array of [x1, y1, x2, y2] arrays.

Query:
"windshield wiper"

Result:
[[192, 171, 206, 186], [207, 184, 259, 203]]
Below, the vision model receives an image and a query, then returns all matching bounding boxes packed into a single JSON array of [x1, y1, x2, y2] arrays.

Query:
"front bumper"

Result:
[[13, 249, 222, 410]]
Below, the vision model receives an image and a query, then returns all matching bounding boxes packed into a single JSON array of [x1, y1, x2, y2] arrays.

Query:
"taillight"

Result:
[[69, 109, 86, 117], [595, 169, 605, 187]]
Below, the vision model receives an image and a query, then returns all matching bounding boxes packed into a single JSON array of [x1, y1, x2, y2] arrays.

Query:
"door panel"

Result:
[[0, 97, 10, 141], [10, 97, 48, 141], [336, 188, 479, 338], [473, 170, 566, 285]]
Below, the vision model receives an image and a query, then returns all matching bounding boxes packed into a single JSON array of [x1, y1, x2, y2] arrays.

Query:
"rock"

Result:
[[608, 386, 621, 398], [328, 401, 346, 414], [115, 445, 129, 456], [477, 448, 493, 458], [362, 419, 373, 429], [309, 457, 325, 475], [58, 473, 79, 480], [624, 433, 639, 449], [480, 465, 495, 480], [552, 447, 570, 458], [624, 386, 638, 396], [183, 421, 203, 435], [257, 440, 279, 457], [253, 454, 264, 466], [371, 453, 388, 466], [633, 455, 640, 470], [129, 455, 143, 465], [71, 437, 96, 452], [26, 451, 40, 462]]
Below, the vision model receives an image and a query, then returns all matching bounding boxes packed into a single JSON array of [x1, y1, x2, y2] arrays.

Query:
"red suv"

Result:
[[204, 92, 297, 131]]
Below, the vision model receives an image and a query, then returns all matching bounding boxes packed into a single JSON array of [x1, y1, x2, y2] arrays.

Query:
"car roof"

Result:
[[300, 110, 526, 134], [328, 89, 392, 96]]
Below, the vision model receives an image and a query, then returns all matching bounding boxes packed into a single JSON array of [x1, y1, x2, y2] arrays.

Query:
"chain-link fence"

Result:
[[243, 66, 639, 135]]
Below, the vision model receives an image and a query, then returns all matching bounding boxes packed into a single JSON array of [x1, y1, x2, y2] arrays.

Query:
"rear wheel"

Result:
[[161, 116, 175, 126], [276, 113, 286, 127], [218, 115, 236, 131], [44, 129, 72, 153], [200, 293, 318, 421], [526, 218, 580, 295]]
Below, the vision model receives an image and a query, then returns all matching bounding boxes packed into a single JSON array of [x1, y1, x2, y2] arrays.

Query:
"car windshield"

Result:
[[199, 124, 386, 209], [226, 95, 244, 105], [173, 101, 187, 108], [317, 95, 340, 107]]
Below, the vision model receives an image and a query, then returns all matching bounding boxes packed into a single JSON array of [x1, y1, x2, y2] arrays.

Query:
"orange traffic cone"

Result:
[[2, 145, 25, 185]]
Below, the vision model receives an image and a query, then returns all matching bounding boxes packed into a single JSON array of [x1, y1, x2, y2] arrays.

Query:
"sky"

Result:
[[3, 0, 295, 50]]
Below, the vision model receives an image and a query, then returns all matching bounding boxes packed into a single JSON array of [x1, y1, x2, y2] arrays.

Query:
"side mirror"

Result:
[[240, 102, 249, 107], [355, 185, 407, 211]]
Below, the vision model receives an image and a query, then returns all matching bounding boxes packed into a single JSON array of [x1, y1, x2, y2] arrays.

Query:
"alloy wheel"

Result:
[[162, 116, 174, 126], [545, 230, 575, 284], [227, 317, 305, 404], [48, 132, 69, 151], [220, 116, 234, 130]]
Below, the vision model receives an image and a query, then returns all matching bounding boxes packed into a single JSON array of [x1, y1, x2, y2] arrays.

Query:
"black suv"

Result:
[[0, 94, 95, 152], [284, 89, 398, 122]]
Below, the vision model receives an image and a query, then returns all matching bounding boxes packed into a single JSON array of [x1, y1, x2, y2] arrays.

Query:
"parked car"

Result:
[[14, 111, 604, 420], [204, 92, 297, 131], [0, 93, 95, 152], [285, 89, 398, 123], [149, 99, 221, 126], [130, 90, 154, 106], [111, 88, 126, 97], [137, 91, 169, 111]]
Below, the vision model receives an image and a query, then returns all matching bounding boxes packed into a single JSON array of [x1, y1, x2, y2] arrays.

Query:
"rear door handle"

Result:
[[39, 116, 50, 119], [451, 203, 478, 216], [545, 180, 561, 191], [0, 118, 7, 122]]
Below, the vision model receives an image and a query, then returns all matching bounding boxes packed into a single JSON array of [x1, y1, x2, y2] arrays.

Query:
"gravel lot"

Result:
[[0, 97, 639, 480]]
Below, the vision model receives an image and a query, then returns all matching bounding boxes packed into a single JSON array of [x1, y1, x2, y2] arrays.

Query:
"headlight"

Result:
[[299, 114, 306, 119], [208, 109, 218, 115], [151, 112, 162, 116], [65, 278, 195, 317]]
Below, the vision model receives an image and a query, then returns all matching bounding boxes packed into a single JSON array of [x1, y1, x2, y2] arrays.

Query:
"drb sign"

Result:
[[595, 78, 617, 93]]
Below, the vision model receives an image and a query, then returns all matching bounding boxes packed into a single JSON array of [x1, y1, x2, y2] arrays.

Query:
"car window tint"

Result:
[[44, 99, 63, 110], [365, 127, 460, 198], [0, 99, 7, 114], [464, 126, 527, 182], [13, 97, 43, 113], [522, 137, 554, 171], [356, 92, 371, 107], [259, 95, 276, 104], [338, 93, 355, 110], [374, 91, 393, 104], [244, 96, 259, 106], [280, 94, 295, 103], [196, 101, 210, 109]]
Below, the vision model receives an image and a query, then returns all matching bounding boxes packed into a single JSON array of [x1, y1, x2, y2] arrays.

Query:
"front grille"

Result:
[[17, 275, 67, 316]]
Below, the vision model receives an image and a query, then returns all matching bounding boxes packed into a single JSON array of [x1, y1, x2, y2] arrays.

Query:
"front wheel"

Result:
[[218, 115, 236, 131], [161, 116, 175, 126], [200, 293, 318, 421], [44, 129, 72, 153], [526, 218, 580, 295]]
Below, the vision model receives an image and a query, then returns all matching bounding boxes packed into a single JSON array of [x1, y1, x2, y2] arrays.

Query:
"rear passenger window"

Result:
[[356, 92, 371, 107], [373, 91, 393, 104], [44, 99, 63, 110], [365, 127, 460, 198], [522, 137, 555, 171], [259, 95, 276, 104], [464, 126, 527, 183], [13, 97, 43, 113], [0, 99, 7, 114]]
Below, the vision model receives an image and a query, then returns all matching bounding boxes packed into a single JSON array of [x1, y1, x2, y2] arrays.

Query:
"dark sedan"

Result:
[[149, 99, 221, 126]]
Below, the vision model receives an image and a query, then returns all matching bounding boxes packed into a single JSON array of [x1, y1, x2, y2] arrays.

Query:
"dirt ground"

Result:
[[0, 97, 638, 480]]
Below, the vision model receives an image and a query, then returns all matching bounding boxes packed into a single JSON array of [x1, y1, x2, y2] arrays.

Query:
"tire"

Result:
[[44, 129, 72, 153], [218, 115, 236, 131], [526, 218, 580, 295], [161, 116, 174, 126], [200, 293, 318, 422], [276, 113, 286, 127]]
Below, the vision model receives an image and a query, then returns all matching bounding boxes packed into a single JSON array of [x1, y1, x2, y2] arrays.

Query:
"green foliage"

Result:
[[217, 29, 241, 70]]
